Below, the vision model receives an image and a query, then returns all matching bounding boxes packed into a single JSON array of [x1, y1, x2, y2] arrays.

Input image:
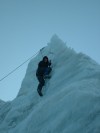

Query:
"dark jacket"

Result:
[[36, 57, 51, 76]]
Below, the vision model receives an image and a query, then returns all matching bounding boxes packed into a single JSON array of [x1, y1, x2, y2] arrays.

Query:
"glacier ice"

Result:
[[0, 35, 100, 133]]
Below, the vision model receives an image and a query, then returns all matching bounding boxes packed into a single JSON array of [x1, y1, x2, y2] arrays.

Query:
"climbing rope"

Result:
[[0, 51, 39, 82]]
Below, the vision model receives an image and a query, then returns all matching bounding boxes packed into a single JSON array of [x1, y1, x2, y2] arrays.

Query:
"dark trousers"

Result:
[[36, 67, 52, 92], [37, 76, 45, 92]]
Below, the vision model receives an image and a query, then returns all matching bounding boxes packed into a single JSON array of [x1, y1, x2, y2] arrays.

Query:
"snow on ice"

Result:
[[0, 35, 100, 133]]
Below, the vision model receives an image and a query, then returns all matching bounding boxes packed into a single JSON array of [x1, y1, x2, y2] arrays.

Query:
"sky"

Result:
[[0, 0, 100, 101]]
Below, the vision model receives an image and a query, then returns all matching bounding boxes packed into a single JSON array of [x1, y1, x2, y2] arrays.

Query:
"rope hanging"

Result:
[[0, 51, 39, 82]]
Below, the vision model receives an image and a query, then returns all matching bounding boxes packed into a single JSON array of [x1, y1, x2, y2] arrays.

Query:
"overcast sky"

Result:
[[0, 0, 100, 101]]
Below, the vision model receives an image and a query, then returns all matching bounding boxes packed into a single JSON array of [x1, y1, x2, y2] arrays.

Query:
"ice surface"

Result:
[[0, 35, 100, 133]]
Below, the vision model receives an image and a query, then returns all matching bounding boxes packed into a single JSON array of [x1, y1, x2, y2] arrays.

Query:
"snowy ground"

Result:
[[0, 35, 100, 133]]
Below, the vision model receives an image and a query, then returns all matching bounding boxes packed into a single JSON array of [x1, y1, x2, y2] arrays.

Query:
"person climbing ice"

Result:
[[36, 56, 52, 96]]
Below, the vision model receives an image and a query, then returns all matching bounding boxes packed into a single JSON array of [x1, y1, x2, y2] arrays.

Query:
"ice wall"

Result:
[[0, 35, 100, 133]]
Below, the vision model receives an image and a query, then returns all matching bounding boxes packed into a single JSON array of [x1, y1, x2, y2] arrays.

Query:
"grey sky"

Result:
[[0, 0, 100, 101]]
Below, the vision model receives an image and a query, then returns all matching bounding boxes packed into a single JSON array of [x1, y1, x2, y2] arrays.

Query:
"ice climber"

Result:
[[36, 56, 52, 96]]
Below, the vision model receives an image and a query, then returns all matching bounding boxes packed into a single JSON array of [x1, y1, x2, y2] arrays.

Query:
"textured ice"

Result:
[[0, 35, 100, 133]]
